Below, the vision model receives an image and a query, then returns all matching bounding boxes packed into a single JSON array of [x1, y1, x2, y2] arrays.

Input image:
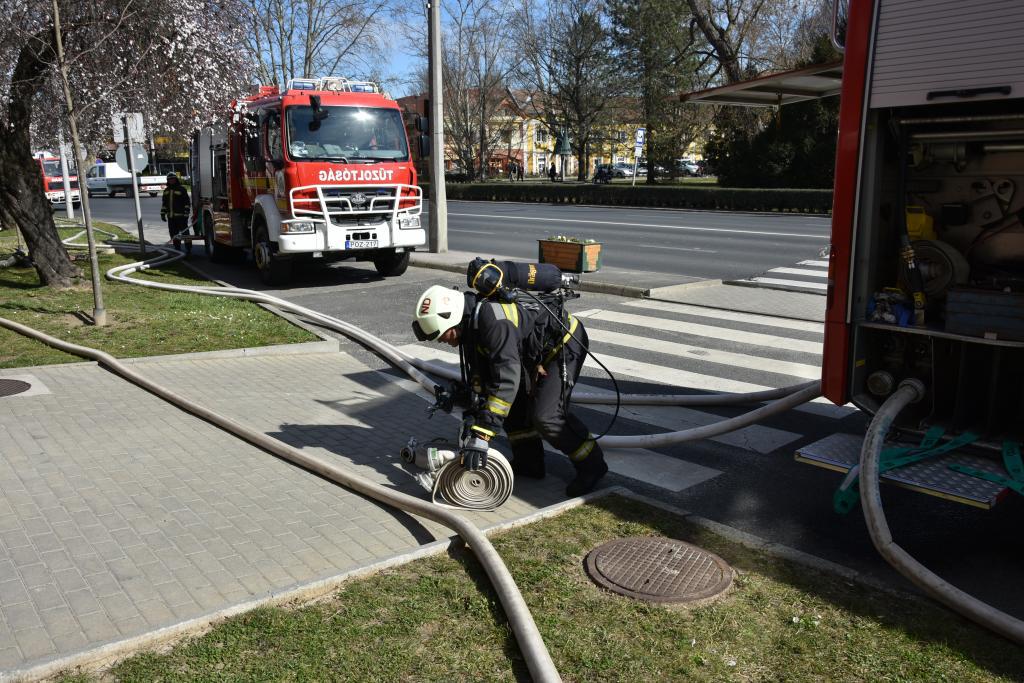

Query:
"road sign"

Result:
[[635, 128, 646, 145], [112, 113, 144, 143], [115, 144, 149, 173]]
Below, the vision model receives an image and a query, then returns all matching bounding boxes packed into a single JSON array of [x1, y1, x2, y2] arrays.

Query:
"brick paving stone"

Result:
[[13, 628, 55, 660], [38, 606, 80, 636], [4, 601, 43, 630], [77, 612, 119, 643]]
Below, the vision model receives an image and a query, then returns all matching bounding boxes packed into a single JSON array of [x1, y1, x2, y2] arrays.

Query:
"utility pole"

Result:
[[57, 130, 74, 220], [427, 0, 448, 252], [122, 115, 147, 257], [52, 0, 106, 326]]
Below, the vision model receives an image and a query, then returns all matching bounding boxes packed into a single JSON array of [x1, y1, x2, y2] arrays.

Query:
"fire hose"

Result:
[[401, 439, 514, 510], [860, 380, 1024, 646]]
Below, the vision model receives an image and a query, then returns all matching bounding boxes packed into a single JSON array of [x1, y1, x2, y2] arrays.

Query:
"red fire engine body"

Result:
[[191, 77, 424, 284], [688, 0, 1024, 510], [35, 156, 80, 209]]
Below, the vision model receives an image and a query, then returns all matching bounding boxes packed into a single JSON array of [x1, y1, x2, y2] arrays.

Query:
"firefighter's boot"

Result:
[[510, 436, 545, 480], [566, 441, 608, 497]]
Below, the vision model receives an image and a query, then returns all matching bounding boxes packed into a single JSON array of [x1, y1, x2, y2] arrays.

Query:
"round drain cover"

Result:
[[0, 379, 31, 398], [585, 536, 732, 604]]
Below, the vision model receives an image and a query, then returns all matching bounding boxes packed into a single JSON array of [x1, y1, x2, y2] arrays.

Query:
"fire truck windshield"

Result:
[[285, 106, 409, 163], [42, 161, 62, 176]]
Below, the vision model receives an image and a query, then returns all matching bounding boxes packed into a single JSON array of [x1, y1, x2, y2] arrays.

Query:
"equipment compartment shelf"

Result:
[[856, 321, 1024, 348]]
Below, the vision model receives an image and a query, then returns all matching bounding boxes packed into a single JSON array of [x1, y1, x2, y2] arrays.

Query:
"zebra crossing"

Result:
[[730, 258, 830, 294], [394, 297, 856, 493]]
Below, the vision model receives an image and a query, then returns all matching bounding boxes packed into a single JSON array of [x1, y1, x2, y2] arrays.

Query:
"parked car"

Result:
[[611, 162, 634, 178], [676, 159, 700, 176]]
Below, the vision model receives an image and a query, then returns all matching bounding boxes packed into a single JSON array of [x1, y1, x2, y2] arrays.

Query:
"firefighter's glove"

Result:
[[460, 436, 490, 471]]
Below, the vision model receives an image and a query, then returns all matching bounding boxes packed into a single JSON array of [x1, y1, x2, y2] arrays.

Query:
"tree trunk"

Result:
[[0, 34, 81, 287]]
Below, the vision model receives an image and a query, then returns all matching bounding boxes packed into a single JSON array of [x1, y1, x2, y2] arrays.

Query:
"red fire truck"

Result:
[[35, 155, 81, 210], [684, 0, 1024, 511], [191, 77, 425, 284]]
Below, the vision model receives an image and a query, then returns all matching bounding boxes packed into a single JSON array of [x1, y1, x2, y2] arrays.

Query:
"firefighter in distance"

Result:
[[412, 285, 608, 497], [160, 173, 191, 253]]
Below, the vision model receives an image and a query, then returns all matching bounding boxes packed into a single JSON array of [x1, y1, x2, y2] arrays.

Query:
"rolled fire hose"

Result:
[[0, 315, 562, 683], [860, 379, 1024, 645], [401, 439, 514, 510]]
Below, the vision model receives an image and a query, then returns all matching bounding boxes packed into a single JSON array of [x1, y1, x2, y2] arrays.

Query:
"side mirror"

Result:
[[415, 115, 428, 133], [418, 134, 430, 158]]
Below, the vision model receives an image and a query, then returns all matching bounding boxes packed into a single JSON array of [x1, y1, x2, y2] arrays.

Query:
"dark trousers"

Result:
[[168, 216, 190, 251], [503, 325, 603, 468]]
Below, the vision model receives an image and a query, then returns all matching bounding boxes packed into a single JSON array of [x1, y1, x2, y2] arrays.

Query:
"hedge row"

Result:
[[430, 182, 833, 214]]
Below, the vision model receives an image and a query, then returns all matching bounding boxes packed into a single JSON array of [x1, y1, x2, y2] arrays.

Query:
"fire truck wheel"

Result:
[[373, 251, 410, 277], [254, 224, 292, 285]]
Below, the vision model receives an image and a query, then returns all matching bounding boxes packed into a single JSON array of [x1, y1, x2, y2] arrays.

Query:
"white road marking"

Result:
[[749, 277, 828, 290], [573, 309, 823, 354], [798, 260, 830, 267], [769, 267, 829, 278], [452, 228, 496, 235], [586, 327, 822, 379], [625, 300, 823, 333], [636, 244, 718, 253], [602, 448, 721, 492], [447, 211, 829, 239]]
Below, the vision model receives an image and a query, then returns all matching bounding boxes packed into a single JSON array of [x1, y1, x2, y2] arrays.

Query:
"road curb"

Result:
[[722, 277, 827, 297]]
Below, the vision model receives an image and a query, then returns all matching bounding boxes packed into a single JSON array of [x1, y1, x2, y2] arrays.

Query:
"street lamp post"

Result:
[[427, 0, 448, 253]]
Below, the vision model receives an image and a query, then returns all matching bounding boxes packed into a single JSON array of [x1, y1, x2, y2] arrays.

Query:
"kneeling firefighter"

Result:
[[412, 264, 608, 497]]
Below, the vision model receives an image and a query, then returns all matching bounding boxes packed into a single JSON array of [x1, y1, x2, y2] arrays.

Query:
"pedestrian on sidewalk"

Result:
[[161, 173, 191, 254], [411, 285, 609, 497], [517, 161, 524, 181], [548, 162, 557, 182]]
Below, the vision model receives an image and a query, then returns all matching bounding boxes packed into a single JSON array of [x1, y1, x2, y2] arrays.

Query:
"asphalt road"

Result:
[[85, 196, 830, 281]]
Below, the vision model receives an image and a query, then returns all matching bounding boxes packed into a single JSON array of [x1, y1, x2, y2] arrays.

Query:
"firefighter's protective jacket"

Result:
[[161, 183, 190, 219], [463, 298, 579, 439]]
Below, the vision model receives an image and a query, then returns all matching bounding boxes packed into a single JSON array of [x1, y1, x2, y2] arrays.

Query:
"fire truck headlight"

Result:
[[282, 221, 316, 234], [399, 215, 421, 229]]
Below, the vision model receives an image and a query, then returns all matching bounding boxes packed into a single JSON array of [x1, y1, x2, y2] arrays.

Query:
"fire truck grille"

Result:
[[290, 183, 424, 225]]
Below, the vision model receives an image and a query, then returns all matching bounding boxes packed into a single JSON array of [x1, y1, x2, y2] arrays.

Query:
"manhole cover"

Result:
[[0, 379, 31, 398], [585, 536, 732, 604]]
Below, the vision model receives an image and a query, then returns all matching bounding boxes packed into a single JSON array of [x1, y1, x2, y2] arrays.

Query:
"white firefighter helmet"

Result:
[[412, 285, 465, 341]]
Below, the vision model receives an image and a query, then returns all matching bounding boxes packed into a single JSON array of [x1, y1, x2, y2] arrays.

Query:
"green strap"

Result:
[[948, 440, 1024, 497], [833, 427, 979, 515]]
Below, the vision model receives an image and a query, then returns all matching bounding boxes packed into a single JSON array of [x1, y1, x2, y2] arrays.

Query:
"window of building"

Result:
[[535, 128, 548, 144]]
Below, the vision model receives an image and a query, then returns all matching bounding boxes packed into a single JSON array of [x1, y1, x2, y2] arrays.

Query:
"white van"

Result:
[[85, 163, 167, 197]]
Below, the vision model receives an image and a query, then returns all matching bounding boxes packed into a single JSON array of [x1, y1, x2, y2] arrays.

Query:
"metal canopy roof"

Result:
[[680, 61, 844, 107]]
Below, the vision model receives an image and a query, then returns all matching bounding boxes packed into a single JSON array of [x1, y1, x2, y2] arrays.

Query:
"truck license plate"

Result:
[[345, 240, 378, 249]]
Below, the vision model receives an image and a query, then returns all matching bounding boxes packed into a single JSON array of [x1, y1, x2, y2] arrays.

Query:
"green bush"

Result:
[[437, 183, 832, 214]]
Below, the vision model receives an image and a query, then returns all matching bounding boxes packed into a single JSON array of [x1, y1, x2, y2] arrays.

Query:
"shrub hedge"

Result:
[[430, 182, 832, 214]]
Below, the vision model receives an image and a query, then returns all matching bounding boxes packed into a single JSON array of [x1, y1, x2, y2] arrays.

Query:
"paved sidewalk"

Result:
[[0, 352, 571, 678]]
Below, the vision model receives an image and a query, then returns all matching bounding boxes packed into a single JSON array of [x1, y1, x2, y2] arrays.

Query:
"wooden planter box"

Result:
[[538, 240, 602, 273]]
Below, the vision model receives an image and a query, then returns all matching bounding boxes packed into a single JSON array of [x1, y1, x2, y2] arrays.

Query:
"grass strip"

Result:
[[61, 495, 1023, 682], [0, 224, 315, 369]]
